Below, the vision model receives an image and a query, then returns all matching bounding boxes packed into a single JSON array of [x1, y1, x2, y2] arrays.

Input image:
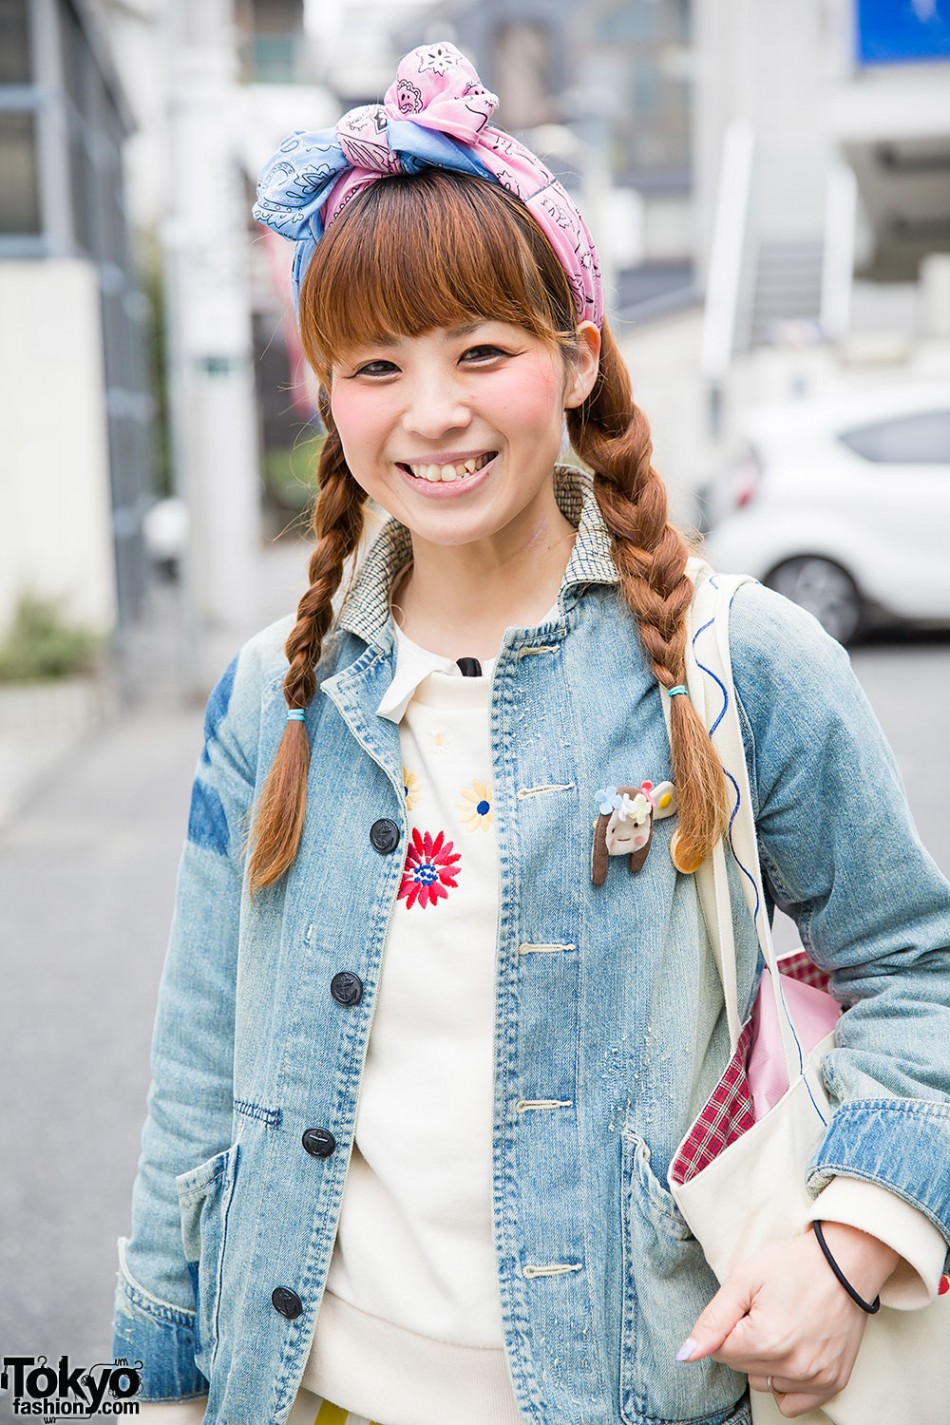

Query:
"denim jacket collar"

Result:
[[335, 463, 620, 651]]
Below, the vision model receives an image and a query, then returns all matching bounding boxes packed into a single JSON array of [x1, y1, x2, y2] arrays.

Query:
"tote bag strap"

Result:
[[667, 563, 803, 1082]]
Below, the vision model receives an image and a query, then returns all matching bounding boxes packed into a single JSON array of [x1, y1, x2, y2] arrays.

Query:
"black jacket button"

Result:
[[302, 1127, 336, 1158], [369, 818, 400, 853], [330, 970, 363, 1006], [271, 1286, 303, 1319]]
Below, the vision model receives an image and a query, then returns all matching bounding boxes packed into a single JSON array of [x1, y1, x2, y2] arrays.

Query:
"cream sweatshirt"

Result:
[[300, 631, 522, 1422]]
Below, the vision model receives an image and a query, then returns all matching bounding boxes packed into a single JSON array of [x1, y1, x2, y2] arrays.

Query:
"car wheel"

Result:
[[765, 556, 863, 645]]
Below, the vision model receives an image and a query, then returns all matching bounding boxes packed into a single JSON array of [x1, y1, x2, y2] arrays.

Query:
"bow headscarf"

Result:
[[252, 40, 603, 327]]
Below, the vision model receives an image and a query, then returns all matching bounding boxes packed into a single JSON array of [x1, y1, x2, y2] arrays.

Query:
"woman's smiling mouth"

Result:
[[394, 452, 498, 498], [398, 451, 497, 483]]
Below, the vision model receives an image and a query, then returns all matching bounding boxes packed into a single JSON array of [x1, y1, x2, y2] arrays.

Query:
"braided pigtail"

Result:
[[246, 413, 367, 895], [566, 321, 727, 873]]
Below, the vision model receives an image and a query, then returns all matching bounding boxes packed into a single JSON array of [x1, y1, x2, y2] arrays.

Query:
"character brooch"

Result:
[[591, 781, 677, 885]]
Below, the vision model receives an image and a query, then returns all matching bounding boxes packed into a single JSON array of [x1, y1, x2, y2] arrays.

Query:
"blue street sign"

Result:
[[856, 0, 950, 64]]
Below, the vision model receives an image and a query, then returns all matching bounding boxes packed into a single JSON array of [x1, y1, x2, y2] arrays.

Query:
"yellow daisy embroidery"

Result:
[[403, 766, 420, 812], [430, 727, 451, 756], [457, 780, 494, 831]]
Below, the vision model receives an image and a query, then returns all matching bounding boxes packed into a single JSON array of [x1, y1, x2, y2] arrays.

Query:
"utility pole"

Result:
[[164, 0, 261, 692]]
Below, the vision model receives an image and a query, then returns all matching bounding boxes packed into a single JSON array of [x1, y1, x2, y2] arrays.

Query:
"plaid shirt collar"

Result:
[[335, 463, 619, 648]]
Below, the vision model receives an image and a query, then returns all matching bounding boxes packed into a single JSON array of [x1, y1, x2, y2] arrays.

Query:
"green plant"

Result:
[[0, 593, 105, 682], [262, 433, 325, 513], [142, 233, 173, 500]]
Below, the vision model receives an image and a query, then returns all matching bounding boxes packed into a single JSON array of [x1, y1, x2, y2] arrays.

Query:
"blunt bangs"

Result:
[[297, 170, 578, 383]]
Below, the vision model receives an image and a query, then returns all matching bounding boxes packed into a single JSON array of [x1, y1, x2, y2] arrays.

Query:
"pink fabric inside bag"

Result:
[[670, 952, 839, 1187], [748, 959, 841, 1120]]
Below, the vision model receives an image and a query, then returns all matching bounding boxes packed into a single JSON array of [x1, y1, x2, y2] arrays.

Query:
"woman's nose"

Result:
[[401, 374, 471, 438]]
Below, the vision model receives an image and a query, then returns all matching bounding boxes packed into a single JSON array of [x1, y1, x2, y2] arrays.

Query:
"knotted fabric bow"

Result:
[[252, 40, 603, 327]]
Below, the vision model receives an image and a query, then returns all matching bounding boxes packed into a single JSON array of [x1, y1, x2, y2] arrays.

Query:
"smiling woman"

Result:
[[115, 37, 950, 1425], [259, 161, 727, 893], [323, 309, 600, 650]]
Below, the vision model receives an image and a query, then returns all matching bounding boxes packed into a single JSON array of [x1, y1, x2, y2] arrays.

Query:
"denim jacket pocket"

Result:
[[175, 1143, 240, 1380], [620, 1129, 746, 1425]]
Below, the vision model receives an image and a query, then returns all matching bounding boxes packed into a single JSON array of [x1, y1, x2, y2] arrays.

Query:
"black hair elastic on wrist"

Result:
[[813, 1220, 882, 1314]]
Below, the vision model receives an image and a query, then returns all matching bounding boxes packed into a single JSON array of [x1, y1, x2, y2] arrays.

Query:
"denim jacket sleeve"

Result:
[[729, 582, 950, 1261], [112, 648, 260, 1401]]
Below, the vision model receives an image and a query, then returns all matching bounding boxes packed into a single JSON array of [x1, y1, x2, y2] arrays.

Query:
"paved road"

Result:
[[0, 596, 946, 1413], [850, 635, 950, 868], [771, 633, 950, 953]]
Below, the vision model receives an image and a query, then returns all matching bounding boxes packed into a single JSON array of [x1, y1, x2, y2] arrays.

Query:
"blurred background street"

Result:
[[1, 0, 949, 1414]]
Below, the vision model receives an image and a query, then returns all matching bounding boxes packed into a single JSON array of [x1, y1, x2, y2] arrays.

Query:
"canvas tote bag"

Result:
[[664, 567, 950, 1425]]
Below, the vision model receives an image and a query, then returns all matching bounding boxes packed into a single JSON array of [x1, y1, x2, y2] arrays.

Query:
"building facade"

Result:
[[0, 0, 151, 643]]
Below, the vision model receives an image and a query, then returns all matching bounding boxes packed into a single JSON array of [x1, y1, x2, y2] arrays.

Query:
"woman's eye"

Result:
[[355, 360, 398, 377], [462, 345, 506, 362]]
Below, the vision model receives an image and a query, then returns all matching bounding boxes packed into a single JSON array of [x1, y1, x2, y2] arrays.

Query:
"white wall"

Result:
[[616, 310, 711, 523], [0, 260, 118, 642], [693, 0, 834, 282]]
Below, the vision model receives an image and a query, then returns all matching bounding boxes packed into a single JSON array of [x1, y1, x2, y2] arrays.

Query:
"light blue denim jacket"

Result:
[[113, 466, 950, 1425]]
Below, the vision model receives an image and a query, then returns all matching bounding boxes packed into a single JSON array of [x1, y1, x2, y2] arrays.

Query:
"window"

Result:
[[60, 0, 88, 114], [0, 111, 40, 233], [252, 0, 303, 32], [839, 410, 950, 465], [0, 0, 31, 85]]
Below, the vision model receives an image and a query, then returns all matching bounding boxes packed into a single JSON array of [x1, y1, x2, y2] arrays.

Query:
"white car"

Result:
[[697, 385, 950, 644]]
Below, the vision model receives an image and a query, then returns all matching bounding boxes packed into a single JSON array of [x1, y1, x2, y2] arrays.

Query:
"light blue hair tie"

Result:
[[668, 685, 689, 699], [286, 708, 306, 721]]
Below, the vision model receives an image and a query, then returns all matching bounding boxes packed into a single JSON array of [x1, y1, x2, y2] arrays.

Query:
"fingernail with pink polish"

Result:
[[676, 1337, 697, 1362]]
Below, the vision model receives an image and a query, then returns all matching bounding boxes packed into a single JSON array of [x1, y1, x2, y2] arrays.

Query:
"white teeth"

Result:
[[406, 453, 494, 481]]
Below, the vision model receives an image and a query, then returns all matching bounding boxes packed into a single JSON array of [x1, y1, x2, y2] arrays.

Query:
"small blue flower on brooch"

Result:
[[591, 780, 677, 885]]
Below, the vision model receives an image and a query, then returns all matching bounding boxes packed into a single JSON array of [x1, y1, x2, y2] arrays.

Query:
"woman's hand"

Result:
[[678, 1224, 899, 1418]]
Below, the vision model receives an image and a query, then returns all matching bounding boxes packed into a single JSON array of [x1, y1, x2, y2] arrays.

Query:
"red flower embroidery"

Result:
[[398, 827, 461, 909]]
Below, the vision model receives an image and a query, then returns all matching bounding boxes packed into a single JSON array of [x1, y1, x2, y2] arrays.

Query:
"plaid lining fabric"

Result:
[[670, 1019, 756, 1186], [779, 948, 832, 993], [671, 952, 831, 1186]]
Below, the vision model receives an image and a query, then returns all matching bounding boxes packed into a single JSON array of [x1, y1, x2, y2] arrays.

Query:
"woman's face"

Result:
[[327, 319, 600, 552]]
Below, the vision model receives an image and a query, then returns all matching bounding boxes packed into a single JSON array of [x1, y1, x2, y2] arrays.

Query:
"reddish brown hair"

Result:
[[246, 170, 726, 893]]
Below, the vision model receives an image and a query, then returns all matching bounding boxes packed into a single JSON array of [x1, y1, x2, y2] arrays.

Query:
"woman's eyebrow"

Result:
[[349, 321, 491, 356], [397, 323, 488, 343]]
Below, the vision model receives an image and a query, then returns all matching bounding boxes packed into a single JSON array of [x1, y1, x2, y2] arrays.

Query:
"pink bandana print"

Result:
[[398, 827, 462, 909], [323, 42, 603, 327], [389, 43, 497, 142]]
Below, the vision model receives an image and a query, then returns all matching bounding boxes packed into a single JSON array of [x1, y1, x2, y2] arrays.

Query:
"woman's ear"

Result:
[[564, 321, 602, 409]]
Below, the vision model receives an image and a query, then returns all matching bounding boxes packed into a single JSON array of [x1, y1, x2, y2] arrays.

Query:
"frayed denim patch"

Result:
[[201, 655, 238, 766], [187, 779, 229, 855]]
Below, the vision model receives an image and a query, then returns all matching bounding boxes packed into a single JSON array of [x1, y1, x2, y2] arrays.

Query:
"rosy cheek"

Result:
[[633, 835, 646, 849], [328, 384, 362, 442], [328, 384, 387, 490], [501, 364, 561, 426]]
